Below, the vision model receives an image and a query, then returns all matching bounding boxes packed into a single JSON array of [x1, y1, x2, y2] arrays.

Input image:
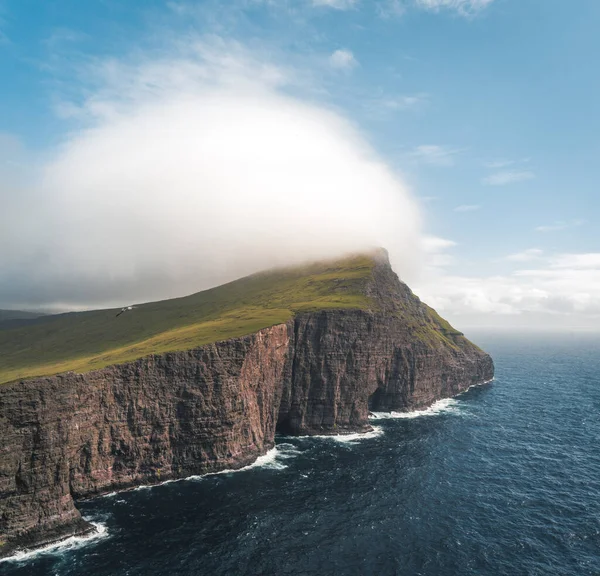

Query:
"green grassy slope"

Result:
[[0, 310, 46, 322], [0, 255, 376, 385]]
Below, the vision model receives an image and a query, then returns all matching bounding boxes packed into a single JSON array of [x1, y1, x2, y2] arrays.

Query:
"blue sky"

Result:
[[1, 0, 599, 329]]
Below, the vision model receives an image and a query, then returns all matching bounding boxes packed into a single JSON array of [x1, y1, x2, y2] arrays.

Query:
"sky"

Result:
[[1, 0, 599, 330]]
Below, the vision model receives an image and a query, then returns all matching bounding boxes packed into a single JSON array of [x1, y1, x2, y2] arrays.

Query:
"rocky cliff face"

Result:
[[0, 257, 493, 557]]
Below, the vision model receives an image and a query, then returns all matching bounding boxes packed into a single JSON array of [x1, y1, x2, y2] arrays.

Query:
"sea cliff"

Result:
[[0, 255, 493, 557]]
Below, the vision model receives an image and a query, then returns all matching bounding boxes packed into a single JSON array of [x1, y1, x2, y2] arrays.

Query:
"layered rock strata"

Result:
[[0, 258, 493, 557]]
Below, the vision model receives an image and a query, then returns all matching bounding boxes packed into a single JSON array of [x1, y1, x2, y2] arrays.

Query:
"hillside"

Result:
[[0, 250, 493, 558], [0, 309, 46, 322], [0, 254, 379, 385], [0, 311, 48, 333]]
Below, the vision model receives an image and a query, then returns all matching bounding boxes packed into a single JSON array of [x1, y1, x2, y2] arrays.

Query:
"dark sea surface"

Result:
[[3, 332, 600, 576]]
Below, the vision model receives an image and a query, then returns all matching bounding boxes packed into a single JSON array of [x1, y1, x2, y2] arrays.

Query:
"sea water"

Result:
[[3, 332, 600, 576]]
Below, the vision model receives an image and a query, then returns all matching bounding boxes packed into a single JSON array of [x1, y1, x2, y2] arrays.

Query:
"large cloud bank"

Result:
[[1, 42, 421, 311], [415, 242, 600, 329]]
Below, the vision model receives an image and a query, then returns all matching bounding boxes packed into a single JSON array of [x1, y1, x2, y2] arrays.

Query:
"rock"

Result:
[[0, 257, 493, 557]]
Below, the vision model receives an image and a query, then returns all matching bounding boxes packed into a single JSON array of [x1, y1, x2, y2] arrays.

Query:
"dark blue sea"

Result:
[[3, 332, 600, 576]]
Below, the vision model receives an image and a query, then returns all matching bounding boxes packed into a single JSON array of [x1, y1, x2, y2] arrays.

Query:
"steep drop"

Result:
[[0, 253, 493, 557]]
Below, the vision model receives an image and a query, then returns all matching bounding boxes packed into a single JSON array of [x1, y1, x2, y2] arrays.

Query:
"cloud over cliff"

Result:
[[0, 39, 421, 310]]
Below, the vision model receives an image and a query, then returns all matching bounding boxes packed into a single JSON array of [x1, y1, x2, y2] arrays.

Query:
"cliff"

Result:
[[0, 252, 493, 557]]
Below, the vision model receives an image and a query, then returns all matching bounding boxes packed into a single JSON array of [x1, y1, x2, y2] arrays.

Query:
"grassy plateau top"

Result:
[[0, 254, 378, 384]]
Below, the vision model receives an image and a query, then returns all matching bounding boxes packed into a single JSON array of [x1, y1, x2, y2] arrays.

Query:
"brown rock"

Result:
[[0, 257, 493, 557]]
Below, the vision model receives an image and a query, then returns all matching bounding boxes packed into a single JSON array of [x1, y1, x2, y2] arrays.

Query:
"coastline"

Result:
[[0, 379, 493, 563], [0, 522, 108, 565]]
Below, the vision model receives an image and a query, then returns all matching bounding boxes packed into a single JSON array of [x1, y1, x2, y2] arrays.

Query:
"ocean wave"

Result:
[[185, 445, 298, 480], [308, 425, 384, 443], [369, 379, 495, 422], [77, 444, 300, 502], [210, 446, 287, 474], [274, 443, 303, 458], [0, 521, 108, 564], [129, 446, 295, 490], [462, 378, 495, 393], [369, 397, 461, 420]]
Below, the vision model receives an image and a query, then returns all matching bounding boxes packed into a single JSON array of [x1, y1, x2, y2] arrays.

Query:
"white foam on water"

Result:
[[308, 425, 384, 443], [100, 491, 118, 498], [331, 426, 384, 443], [0, 445, 297, 565], [0, 521, 108, 564], [131, 474, 190, 491], [369, 397, 462, 420], [463, 378, 495, 393], [96, 445, 299, 496], [185, 445, 295, 481], [207, 446, 288, 475], [274, 443, 303, 459], [369, 379, 495, 422]]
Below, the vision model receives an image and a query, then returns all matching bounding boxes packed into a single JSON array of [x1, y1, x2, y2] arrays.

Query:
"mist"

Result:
[[0, 42, 422, 311]]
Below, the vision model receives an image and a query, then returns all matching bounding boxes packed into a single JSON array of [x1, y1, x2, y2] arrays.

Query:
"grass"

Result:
[[0, 255, 376, 384], [0, 309, 45, 322]]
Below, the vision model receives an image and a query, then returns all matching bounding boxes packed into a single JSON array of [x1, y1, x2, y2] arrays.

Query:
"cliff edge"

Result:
[[0, 251, 493, 557]]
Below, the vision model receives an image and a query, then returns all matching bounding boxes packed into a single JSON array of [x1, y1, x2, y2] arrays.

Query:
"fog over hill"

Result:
[[0, 41, 422, 312]]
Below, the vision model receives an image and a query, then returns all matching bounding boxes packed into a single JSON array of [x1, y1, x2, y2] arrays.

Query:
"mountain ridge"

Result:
[[0, 252, 382, 384], [0, 250, 493, 558]]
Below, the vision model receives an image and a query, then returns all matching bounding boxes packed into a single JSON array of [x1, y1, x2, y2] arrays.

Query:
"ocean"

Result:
[[3, 332, 600, 576]]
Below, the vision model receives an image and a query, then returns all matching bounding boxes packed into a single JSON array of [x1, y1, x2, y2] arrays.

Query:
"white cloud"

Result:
[[482, 170, 535, 186], [381, 94, 427, 109], [422, 235, 457, 252], [409, 239, 600, 329], [166, 2, 189, 15], [484, 159, 515, 169], [421, 235, 457, 268], [414, 0, 494, 15], [43, 27, 89, 49], [376, 0, 407, 18], [409, 144, 462, 167], [484, 157, 531, 169], [415, 250, 600, 328], [550, 253, 600, 269], [0, 37, 422, 310], [312, 0, 358, 9], [453, 204, 480, 213], [394, 95, 420, 107], [329, 49, 358, 70], [505, 248, 543, 262], [313, 0, 493, 17], [366, 93, 428, 116], [535, 220, 584, 233]]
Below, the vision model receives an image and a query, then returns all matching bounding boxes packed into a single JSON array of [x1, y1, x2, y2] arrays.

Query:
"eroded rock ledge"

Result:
[[0, 260, 493, 557]]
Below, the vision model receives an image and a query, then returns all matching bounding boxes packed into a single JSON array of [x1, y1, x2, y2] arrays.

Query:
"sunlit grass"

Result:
[[0, 254, 376, 384]]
